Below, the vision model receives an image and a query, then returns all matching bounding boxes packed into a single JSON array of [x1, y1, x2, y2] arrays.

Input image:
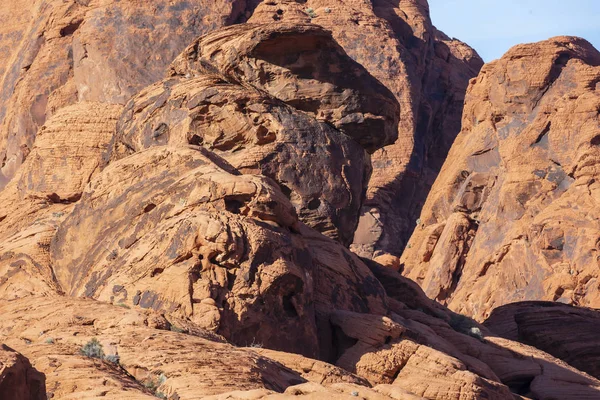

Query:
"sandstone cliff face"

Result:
[[244, 1, 482, 259], [113, 21, 400, 245], [401, 36, 600, 321], [0, 0, 247, 188]]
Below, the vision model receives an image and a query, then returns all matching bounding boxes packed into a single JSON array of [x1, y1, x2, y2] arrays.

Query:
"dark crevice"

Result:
[[533, 122, 551, 146], [505, 375, 535, 396], [282, 292, 298, 317], [150, 268, 164, 278], [224, 195, 252, 214], [47, 193, 82, 204], [307, 198, 321, 210], [60, 20, 83, 37], [330, 323, 358, 364], [189, 134, 203, 146]]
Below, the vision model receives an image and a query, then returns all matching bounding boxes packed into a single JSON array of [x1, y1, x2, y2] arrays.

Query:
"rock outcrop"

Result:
[[51, 145, 388, 358], [114, 22, 400, 245], [242, 1, 483, 259], [401, 36, 600, 320], [0, 345, 46, 400], [485, 301, 600, 380], [0, 102, 122, 300]]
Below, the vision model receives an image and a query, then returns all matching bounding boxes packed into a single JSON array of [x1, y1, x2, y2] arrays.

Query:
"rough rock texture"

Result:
[[169, 22, 400, 153], [113, 68, 378, 245], [0, 102, 121, 300], [401, 36, 600, 320], [0, 345, 46, 400], [51, 145, 387, 358], [0, 297, 311, 399], [485, 301, 600, 380], [244, 0, 483, 259], [1, 1, 600, 399], [0, 0, 248, 188], [114, 21, 399, 245]]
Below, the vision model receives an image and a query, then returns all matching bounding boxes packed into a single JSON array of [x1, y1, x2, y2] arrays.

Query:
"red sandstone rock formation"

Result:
[[485, 301, 600, 380], [0, 0, 248, 188], [0, 1, 598, 399], [401, 36, 600, 321], [245, 1, 483, 260]]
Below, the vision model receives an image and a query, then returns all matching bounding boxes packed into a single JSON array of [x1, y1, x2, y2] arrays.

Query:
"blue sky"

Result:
[[429, 0, 600, 62]]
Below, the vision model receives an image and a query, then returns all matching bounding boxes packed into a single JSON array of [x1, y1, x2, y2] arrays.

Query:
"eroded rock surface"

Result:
[[402, 36, 600, 320], [0, 1, 599, 399], [244, 1, 483, 259], [485, 301, 600, 380], [0, 0, 248, 187], [114, 72, 373, 246], [51, 146, 387, 358]]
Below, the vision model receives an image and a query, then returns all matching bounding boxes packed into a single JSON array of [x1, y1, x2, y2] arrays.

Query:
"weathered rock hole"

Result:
[[225, 195, 252, 214], [60, 20, 82, 37], [307, 198, 321, 210], [591, 135, 600, 146], [278, 183, 293, 200], [143, 203, 156, 213], [282, 293, 298, 317], [152, 123, 168, 139], [505, 375, 535, 397], [150, 268, 164, 278]]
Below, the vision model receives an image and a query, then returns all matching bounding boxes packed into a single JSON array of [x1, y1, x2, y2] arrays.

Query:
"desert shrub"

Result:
[[80, 338, 105, 359]]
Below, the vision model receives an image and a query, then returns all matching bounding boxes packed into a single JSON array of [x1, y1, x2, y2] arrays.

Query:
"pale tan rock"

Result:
[[0, 296, 309, 399], [0, 102, 121, 300], [17, 102, 122, 201], [252, 348, 370, 387]]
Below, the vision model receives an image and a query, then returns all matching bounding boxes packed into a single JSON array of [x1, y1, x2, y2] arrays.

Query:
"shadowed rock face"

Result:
[[401, 36, 600, 320], [243, 1, 483, 260], [169, 22, 400, 154], [0, 345, 46, 400], [485, 301, 600, 380], [0, 0, 247, 188]]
